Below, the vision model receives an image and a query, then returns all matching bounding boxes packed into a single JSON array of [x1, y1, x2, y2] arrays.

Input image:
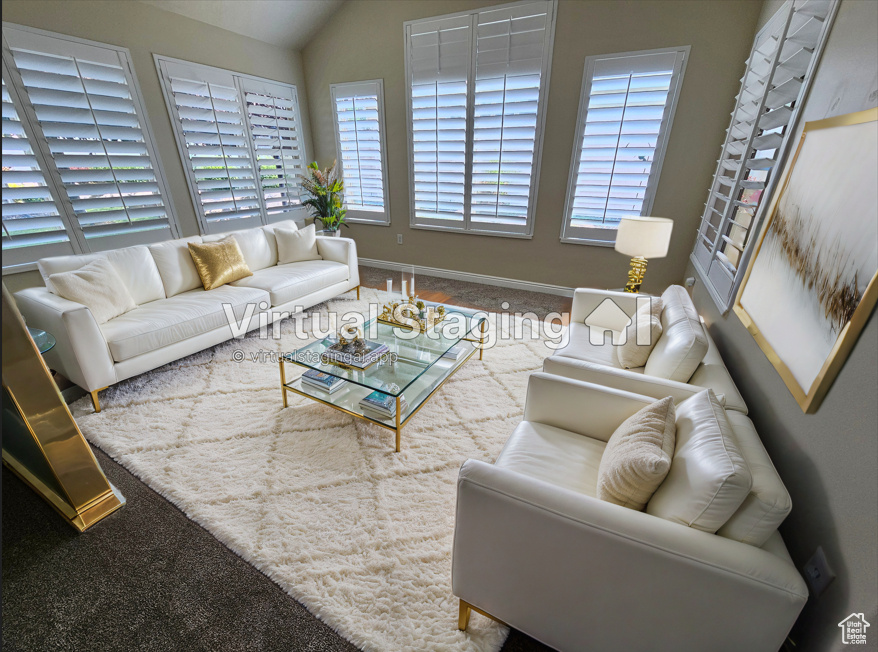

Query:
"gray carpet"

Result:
[[2, 270, 558, 652]]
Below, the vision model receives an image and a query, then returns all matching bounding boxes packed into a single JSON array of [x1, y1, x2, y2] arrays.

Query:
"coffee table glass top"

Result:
[[283, 306, 484, 398]]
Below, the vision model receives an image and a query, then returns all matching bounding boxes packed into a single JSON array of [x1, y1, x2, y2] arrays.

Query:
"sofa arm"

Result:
[[14, 287, 115, 392], [453, 459, 807, 652], [523, 372, 653, 442], [571, 288, 642, 327], [317, 236, 359, 288]]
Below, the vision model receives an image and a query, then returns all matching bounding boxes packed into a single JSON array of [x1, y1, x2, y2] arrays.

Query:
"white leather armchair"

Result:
[[452, 373, 807, 652]]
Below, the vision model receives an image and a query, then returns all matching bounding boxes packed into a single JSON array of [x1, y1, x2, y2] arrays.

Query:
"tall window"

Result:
[[561, 47, 688, 245], [330, 80, 390, 224], [155, 56, 306, 235], [2, 25, 179, 271], [404, 0, 556, 237]]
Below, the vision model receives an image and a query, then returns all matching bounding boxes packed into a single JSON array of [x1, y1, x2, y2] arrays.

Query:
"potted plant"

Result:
[[298, 161, 347, 236]]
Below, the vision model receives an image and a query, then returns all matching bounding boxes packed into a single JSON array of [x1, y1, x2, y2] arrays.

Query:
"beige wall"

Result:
[[302, 0, 762, 292], [2, 0, 312, 289], [687, 1, 878, 649]]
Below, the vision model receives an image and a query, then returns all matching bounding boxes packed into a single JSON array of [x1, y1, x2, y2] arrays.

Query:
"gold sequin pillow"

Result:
[[187, 237, 252, 291]]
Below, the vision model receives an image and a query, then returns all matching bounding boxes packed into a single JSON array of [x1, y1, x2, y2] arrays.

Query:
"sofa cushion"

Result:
[[598, 396, 676, 510], [647, 389, 752, 533], [38, 245, 165, 305], [50, 259, 137, 324], [495, 420, 607, 498], [187, 237, 253, 291], [203, 227, 277, 272], [616, 298, 663, 369], [552, 323, 635, 370], [689, 329, 748, 413], [148, 236, 204, 297], [276, 224, 322, 264], [717, 411, 792, 546], [231, 260, 349, 307], [643, 285, 708, 382], [100, 285, 269, 362]]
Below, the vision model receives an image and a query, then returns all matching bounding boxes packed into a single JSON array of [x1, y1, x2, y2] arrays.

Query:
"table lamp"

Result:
[[614, 216, 674, 293]]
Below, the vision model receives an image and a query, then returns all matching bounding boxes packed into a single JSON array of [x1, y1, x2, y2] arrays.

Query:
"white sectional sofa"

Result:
[[15, 220, 359, 411], [546, 285, 748, 413]]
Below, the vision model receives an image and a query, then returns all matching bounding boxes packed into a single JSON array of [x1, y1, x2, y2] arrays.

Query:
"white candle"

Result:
[[386, 279, 392, 294], [402, 280, 408, 297], [410, 277, 415, 297]]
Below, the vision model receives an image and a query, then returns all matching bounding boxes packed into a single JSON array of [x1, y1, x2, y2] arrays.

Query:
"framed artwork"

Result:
[[734, 108, 878, 413]]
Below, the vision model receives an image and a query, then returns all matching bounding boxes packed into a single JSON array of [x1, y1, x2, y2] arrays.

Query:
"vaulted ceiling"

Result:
[[140, 0, 344, 50]]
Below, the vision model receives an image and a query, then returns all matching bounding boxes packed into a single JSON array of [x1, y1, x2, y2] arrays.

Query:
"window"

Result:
[[155, 56, 306, 234], [404, 0, 556, 237], [561, 47, 688, 246], [2, 25, 179, 271], [330, 80, 390, 224], [691, 0, 836, 312]]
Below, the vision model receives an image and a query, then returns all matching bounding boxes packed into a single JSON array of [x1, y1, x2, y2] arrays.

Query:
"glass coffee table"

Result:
[[279, 305, 487, 452]]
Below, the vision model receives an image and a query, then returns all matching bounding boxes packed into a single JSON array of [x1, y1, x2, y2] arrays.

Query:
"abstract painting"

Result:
[[735, 108, 878, 413]]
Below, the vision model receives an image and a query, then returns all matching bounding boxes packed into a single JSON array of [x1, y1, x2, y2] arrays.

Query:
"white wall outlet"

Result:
[[684, 276, 696, 288], [397, 234, 403, 245], [803, 546, 836, 597]]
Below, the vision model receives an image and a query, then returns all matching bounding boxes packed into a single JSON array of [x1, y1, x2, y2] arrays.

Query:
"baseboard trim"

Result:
[[359, 258, 574, 297]]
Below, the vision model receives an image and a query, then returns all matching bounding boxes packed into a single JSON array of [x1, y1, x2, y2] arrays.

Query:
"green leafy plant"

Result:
[[298, 160, 348, 231]]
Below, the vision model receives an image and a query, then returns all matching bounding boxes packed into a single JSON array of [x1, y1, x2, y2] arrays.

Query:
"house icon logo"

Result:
[[838, 613, 870, 645]]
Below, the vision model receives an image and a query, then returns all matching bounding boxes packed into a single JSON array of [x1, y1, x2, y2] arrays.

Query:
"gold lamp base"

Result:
[[624, 256, 648, 293]]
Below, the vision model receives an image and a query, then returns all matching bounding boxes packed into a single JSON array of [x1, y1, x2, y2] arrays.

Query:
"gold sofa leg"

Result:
[[90, 387, 107, 413], [458, 600, 471, 631], [356, 285, 360, 300]]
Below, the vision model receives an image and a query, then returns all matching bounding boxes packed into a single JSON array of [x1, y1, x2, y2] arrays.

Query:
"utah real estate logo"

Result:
[[838, 613, 870, 645]]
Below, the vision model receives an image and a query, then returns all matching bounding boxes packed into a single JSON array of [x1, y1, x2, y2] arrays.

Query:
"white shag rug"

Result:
[[72, 288, 553, 652]]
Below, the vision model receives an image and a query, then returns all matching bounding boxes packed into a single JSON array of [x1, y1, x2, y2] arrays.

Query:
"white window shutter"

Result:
[[158, 59, 262, 233], [562, 47, 688, 245], [331, 80, 390, 223], [240, 78, 305, 223]]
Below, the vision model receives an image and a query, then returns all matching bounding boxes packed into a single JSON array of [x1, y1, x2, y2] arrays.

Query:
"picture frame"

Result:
[[734, 108, 878, 414]]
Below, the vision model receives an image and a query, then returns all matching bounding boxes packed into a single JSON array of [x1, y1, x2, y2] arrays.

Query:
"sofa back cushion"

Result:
[[646, 389, 752, 533], [276, 224, 322, 264], [616, 297, 663, 369], [717, 411, 792, 546], [203, 227, 277, 272], [643, 285, 709, 382], [38, 245, 165, 305], [148, 236, 203, 297]]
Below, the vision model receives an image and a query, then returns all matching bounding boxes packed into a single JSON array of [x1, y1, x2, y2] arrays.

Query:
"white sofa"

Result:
[[453, 373, 805, 652], [546, 285, 748, 413], [14, 220, 359, 411]]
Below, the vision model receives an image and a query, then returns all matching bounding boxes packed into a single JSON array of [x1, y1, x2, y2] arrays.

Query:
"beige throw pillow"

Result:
[[276, 223, 322, 264], [597, 396, 676, 510], [616, 297, 663, 369], [49, 258, 137, 324]]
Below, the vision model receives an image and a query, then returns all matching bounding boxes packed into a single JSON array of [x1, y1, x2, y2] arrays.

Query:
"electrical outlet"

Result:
[[803, 546, 835, 597], [397, 234, 403, 245], [684, 276, 696, 288]]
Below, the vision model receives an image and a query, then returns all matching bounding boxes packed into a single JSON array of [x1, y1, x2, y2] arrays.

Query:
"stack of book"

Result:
[[301, 369, 347, 394], [441, 345, 466, 361], [359, 390, 408, 421]]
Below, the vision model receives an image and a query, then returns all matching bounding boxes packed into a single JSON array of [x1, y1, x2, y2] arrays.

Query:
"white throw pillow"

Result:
[[616, 297, 663, 369], [598, 396, 676, 510], [49, 258, 137, 324], [276, 223, 322, 264], [646, 389, 752, 533]]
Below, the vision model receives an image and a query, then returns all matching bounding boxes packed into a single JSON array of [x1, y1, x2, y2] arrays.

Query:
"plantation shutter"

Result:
[[1, 71, 75, 266], [407, 15, 472, 225], [240, 78, 305, 222], [158, 59, 262, 233], [5, 28, 177, 252], [471, 2, 551, 233], [331, 80, 389, 221], [562, 48, 687, 244]]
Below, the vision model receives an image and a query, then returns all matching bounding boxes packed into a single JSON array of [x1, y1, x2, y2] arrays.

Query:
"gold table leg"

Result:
[[279, 359, 288, 408], [479, 318, 487, 360], [395, 395, 401, 453], [356, 285, 360, 300]]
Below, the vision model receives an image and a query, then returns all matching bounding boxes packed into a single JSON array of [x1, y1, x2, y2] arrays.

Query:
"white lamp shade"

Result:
[[614, 216, 674, 258]]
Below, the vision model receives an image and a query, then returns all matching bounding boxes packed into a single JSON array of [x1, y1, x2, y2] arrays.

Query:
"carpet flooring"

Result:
[[3, 275, 563, 652]]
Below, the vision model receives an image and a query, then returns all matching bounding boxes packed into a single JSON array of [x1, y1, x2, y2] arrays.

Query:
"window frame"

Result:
[[1, 22, 181, 273], [330, 79, 391, 226], [153, 54, 308, 236], [560, 46, 689, 247], [402, 0, 558, 240]]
